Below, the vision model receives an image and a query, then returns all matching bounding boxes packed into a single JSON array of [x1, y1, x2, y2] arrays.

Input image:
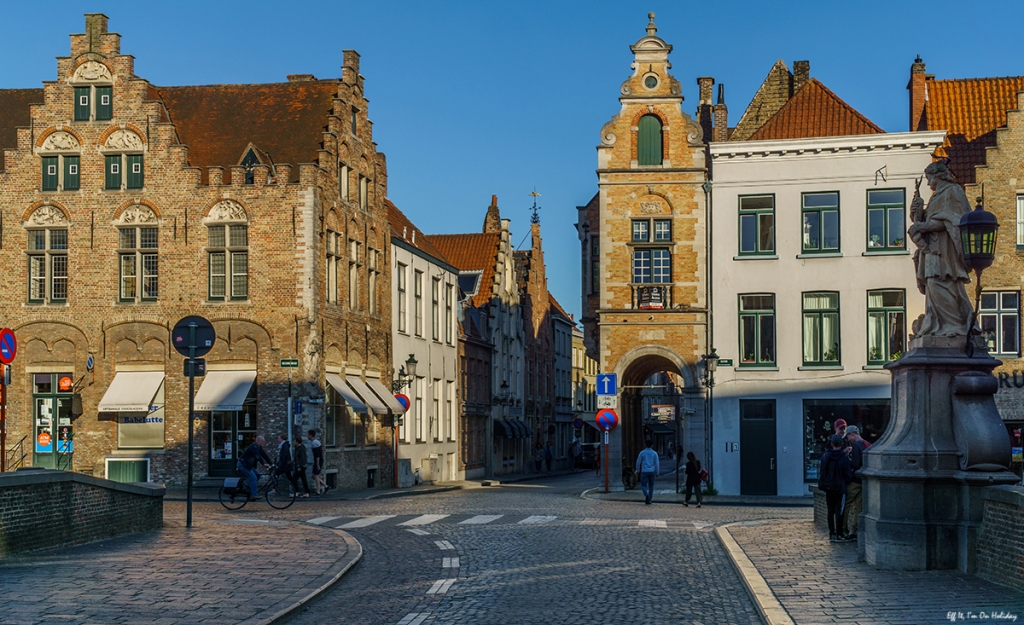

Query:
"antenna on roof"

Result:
[[529, 189, 542, 225]]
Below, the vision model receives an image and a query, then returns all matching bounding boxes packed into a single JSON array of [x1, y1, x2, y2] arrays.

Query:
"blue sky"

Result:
[[3, 1, 1023, 321]]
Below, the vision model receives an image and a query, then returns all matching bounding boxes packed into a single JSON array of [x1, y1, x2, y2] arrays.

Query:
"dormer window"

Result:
[[241, 149, 260, 185]]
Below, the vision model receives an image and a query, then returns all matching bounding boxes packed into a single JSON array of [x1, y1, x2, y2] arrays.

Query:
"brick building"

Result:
[[459, 304, 492, 480], [910, 58, 1024, 477], [0, 15, 397, 488]]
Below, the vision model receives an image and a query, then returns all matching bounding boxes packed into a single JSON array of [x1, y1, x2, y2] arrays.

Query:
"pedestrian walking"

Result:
[[274, 433, 298, 493], [842, 425, 869, 540], [534, 443, 544, 473], [308, 429, 328, 495], [544, 442, 555, 472], [818, 434, 853, 541], [635, 439, 660, 505], [569, 439, 581, 472], [292, 438, 311, 497], [683, 451, 703, 508]]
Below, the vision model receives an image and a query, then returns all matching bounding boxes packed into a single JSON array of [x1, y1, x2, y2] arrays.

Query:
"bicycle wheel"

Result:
[[219, 485, 248, 510], [266, 476, 297, 509], [623, 472, 637, 491]]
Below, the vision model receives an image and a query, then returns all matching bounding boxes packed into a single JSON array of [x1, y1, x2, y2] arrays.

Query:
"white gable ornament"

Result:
[[28, 205, 69, 226], [72, 61, 112, 83], [206, 200, 247, 222], [41, 131, 80, 152], [105, 129, 143, 151]]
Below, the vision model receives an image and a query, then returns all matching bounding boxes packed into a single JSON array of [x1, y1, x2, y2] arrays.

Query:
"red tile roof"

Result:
[[386, 200, 451, 267], [748, 79, 883, 141], [548, 293, 572, 324], [922, 76, 1024, 184], [0, 89, 44, 171], [427, 233, 501, 308], [149, 81, 339, 183]]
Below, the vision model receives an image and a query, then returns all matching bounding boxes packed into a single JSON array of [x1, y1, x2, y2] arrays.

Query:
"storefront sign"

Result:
[[1013, 447, 1023, 463], [997, 371, 1024, 389], [637, 286, 666, 310], [58, 376, 73, 392]]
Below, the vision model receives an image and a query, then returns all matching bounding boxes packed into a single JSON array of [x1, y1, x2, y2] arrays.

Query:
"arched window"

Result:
[[204, 200, 249, 301], [637, 115, 663, 166], [116, 204, 159, 302]]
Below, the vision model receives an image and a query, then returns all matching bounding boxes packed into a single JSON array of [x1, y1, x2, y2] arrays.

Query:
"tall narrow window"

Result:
[[340, 163, 350, 201], [445, 284, 454, 344], [802, 292, 840, 365], [348, 239, 361, 310], [359, 176, 369, 210], [867, 290, 905, 364], [368, 248, 379, 316], [95, 86, 112, 121], [637, 114, 663, 166], [431, 278, 440, 341], [414, 270, 424, 336], [415, 377, 425, 442], [590, 236, 600, 295], [866, 189, 906, 251], [979, 291, 1020, 355], [351, 107, 358, 134], [802, 192, 840, 253], [119, 226, 159, 302], [739, 195, 775, 255], [27, 228, 68, 304], [1016, 195, 1024, 247], [326, 230, 340, 304], [74, 87, 90, 122], [397, 263, 407, 333], [446, 380, 454, 442], [433, 379, 441, 441], [207, 223, 248, 300], [739, 294, 775, 366]]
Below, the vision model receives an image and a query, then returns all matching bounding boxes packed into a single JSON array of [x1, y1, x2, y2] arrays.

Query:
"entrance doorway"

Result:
[[32, 373, 74, 470], [209, 405, 257, 477], [740, 399, 777, 495]]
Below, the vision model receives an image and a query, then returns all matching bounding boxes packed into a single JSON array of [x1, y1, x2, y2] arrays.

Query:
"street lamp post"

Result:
[[700, 348, 719, 490], [391, 354, 417, 487], [959, 195, 1000, 356]]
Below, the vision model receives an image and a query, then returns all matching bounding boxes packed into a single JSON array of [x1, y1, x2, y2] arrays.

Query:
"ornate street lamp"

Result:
[[492, 380, 513, 406], [391, 354, 418, 393], [959, 194, 1000, 355], [700, 348, 719, 388]]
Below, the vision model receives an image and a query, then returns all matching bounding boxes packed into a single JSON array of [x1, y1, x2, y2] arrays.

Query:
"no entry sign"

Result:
[[0, 328, 16, 364], [596, 408, 619, 431]]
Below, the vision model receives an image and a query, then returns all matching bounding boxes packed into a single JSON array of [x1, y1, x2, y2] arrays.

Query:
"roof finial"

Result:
[[529, 189, 542, 225], [646, 12, 657, 36]]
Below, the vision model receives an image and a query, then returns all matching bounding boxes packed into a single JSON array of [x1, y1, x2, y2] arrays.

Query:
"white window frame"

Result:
[[207, 223, 248, 301], [118, 225, 159, 302]]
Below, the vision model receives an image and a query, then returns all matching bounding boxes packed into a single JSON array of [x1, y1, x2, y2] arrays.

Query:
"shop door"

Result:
[[209, 407, 257, 477], [740, 399, 777, 496], [33, 373, 74, 470]]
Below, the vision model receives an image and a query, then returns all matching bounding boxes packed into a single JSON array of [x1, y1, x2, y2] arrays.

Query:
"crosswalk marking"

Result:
[[406, 528, 431, 536], [580, 518, 611, 525], [434, 540, 455, 550], [340, 515, 396, 528], [693, 522, 713, 530], [307, 516, 340, 526], [442, 557, 460, 568], [426, 578, 458, 595], [519, 515, 557, 524], [459, 514, 503, 525], [397, 613, 430, 625], [399, 514, 450, 526], [638, 520, 667, 528]]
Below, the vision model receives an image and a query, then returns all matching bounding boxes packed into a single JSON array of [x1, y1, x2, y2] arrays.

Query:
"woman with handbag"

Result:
[[683, 451, 703, 508]]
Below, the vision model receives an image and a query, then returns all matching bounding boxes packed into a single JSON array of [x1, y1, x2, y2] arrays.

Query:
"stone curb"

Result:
[[243, 526, 363, 625], [715, 522, 795, 625], [365, 485, 463, 499]]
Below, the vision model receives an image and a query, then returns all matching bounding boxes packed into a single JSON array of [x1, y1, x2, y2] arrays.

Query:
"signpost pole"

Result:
[[1, 376, 6, 472], [604, 430, 609, 494], [187, 323, 196, 529]]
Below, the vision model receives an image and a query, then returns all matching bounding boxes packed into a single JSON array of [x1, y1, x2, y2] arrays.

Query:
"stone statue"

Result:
[[908, 161, 974, 337]]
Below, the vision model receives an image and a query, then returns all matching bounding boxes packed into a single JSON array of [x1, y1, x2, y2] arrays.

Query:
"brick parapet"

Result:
[[977, 485, 1024, 590]]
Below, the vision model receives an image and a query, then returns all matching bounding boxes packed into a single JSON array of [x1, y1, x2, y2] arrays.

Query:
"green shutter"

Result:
[[126, 154, 143, 189], [74, 87, 90, 121], [41, 157, 58, 191], [63, 156, 80, 191], [637, 115, 663, 166], [95, 86, 112, 120], [105, 155, 122, 190], [107, 459, 148, 482]]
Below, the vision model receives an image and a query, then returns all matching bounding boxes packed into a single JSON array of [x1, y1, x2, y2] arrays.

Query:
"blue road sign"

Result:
[[596, 373, 617, 396]]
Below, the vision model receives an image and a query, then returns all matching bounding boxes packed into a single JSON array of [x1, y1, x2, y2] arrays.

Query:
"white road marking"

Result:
[[638, 520, 667, 528], [398, 514, 450, 526], [579, 518, 610, 525], [434, 540, 455, 550], [459, 514, 503, 525], [397, 613, 430, 625], [693, 522, 714, 529], [518, 515, 557, 524], [306, 516, 340, 526], [406, 528, 431, 536], [426, 578, 458, 595], [442, 557, 460, 568], [340, 515, 395, 528]]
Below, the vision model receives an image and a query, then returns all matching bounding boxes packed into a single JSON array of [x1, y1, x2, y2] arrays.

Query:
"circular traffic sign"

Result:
[[596, 409, 618, 431], [573, 418, 584, 429], [394, 394, 410, 412], [0, 328, 17, 364], [171, 316, 217, 357]]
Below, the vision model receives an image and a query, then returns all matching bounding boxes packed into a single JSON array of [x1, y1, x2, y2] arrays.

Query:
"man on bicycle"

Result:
[[238, 435, 271, 501]]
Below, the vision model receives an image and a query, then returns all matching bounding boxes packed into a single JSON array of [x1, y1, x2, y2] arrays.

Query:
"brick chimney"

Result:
[[697, 77, 714, 105], [342, 50, 360, 85], [697, 77, 715, 144], [713, 84, 729, 142], [483, 195, 501, 234], [908, 55, 929, 131], [793, 60, 810, 94]]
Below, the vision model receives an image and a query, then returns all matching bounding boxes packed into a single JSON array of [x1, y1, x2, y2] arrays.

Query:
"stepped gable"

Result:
[[386, 199, 451, 266], [149, 80, 340, 183], [427, 233, 501, 308], [0, 89, 44, 171], [748, 79, 883, 141], [730, 60, 794, 142], [923, 76, 1024, 184]]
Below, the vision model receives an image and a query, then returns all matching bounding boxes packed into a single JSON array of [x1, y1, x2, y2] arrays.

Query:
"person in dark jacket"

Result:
[[842, 426, 870, 540], [292, 438, 311, 497], [237, 435, 271, 500], [273, 433, 298, 493], [819, 434, 854, 541], [683, 451, 703, 508]]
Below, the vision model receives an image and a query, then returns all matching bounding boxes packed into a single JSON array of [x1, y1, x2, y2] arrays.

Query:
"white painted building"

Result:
[[708, 130, 946, 496], [388, 202, 462, 485]]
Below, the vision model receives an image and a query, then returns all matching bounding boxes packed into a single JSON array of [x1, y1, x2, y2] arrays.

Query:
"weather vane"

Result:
[[529, 189, 542, 224]]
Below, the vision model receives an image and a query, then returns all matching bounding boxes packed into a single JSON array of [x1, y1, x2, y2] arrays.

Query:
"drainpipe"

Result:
[[702, 178, 714, 487]]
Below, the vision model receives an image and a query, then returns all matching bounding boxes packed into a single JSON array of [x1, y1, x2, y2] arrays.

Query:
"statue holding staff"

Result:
[[908, 161, 974, 337]]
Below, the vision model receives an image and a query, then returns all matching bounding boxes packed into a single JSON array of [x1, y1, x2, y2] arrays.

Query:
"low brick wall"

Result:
[[810, 485, 827, 528], [977, 485, 1024, 591], [0, 469, 164, 557]]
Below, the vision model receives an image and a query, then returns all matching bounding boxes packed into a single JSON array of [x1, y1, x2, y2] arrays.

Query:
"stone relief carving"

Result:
[[119, 204, 157, 224], [206, 199, 248, 222], [105, 129, 143, 151], [639, 201, 663, 214], [27, 205, 69, 226], [72, 61, 112, 83], [41, 132, 79, 152]]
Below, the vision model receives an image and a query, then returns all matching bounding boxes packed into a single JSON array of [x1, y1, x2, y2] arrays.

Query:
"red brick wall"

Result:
[[977, 485, 1024, 590]]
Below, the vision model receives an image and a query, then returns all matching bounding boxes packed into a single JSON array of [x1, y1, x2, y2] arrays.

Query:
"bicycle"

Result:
[[219, 469, 297, 510], [622, 460, 638, 491]]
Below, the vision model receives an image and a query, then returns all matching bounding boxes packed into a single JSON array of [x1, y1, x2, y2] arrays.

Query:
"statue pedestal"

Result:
[[860, 336, 1018, 572]]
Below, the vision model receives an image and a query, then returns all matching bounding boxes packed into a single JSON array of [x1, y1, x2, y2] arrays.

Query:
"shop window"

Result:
[[802, 292, 840, 365], [803, 399, 890, 481], [980, 291, 1020, 355], [802, 192, 840, 253], [866, 189, 906, 251], [739, 195, 775, 255], [739, 294, 775, 366], [867, 289, 905, 364], [32, 373, 74, 470], [27, 228, 68, 304]]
